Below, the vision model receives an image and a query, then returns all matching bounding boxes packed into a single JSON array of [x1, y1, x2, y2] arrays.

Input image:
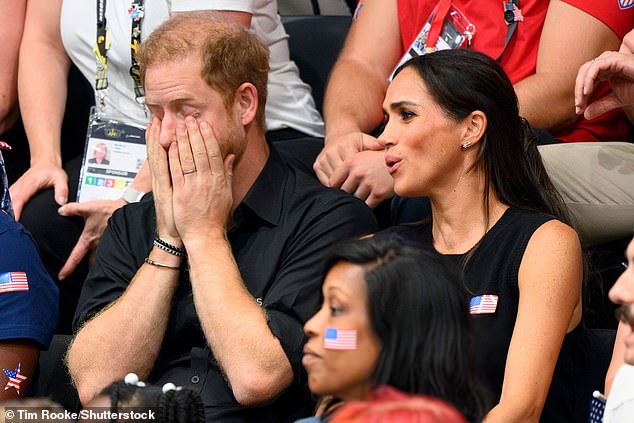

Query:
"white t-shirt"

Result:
[[60, 0, 324, 137], [604, 364, 634, 423]]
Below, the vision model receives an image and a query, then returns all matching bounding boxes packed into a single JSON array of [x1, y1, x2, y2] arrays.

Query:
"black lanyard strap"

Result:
[[95, 0, 108, 95], [129, 0, 145, 101], [95, 0, 146, 105]]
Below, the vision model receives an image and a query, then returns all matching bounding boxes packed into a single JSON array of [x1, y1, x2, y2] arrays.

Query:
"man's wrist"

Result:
[[183, 228, 227, 254]]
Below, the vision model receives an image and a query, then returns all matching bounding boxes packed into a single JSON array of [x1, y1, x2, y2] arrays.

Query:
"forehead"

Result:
[[384, 68, 433, 106], [324, 262, 368, 297], [144, 55, 213, 104]]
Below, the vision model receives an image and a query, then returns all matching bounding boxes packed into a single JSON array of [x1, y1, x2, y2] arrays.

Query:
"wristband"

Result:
[[144, 257, 180, 270], [153, 235, 187, 257], [121, 185, 148, 204]]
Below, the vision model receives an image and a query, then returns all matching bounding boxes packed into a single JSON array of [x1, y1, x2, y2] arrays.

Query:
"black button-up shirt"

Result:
[[73, 147, 377, 422]]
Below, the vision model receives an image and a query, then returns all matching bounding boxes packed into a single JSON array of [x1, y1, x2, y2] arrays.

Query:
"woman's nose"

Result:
[[304, 306, 326, 338]]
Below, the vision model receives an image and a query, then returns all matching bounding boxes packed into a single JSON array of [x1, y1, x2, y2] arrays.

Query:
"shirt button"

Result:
[[191, 375, 200, 384]]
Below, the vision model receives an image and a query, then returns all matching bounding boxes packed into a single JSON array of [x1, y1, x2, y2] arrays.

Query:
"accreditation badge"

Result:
[[390, 1, 475, 80], [77, 106, 147, 203]]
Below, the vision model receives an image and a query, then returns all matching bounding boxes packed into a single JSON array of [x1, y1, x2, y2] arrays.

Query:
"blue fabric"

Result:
[[0, 212, 58, 347]]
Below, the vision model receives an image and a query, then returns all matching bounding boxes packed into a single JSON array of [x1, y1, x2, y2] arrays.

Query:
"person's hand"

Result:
[[169, 116, 235, 244], [56, 198, 126, 280], [575, 50, 634, 120], [146, 117, 181, 247], [9, 163, 68, 220], [314, 132, 392, 208]]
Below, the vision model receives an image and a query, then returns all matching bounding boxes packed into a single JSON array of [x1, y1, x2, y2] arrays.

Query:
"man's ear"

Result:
[[462, 110, 487, 146], [235, 82, 258, 126]]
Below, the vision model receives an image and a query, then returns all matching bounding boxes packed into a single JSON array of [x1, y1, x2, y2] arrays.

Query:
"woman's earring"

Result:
[[461, 141, 472, 150]]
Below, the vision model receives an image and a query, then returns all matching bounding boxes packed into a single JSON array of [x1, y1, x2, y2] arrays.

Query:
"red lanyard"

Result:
[[425, 0, 452, 52]]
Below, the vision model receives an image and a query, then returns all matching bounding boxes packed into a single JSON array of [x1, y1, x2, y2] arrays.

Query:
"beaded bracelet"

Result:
[[153, 235, 187, 257], [144, 257, 180, 270]]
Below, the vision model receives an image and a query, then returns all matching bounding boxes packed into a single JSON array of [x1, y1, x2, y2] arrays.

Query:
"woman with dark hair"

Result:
[[379, 49, 583, 422], [299, 237, 486, 423]]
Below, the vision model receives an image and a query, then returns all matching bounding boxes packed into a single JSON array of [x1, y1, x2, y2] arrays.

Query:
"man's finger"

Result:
[[199, 120, 224, 173], [574, 61, 592, 112], [168, 142, 184, 189], [366, 192, 385, 209], [314, 165, 331, 187], [329, 161, 352, 190], [148, 118, 171, 192], [362, 135, 384, 151], [186, 117, 210, 173], [59, 237, 91, 280], [340, 174, 361, 194], [584, 93, 622, 120], [352, 184, 371, 203], [176, 122, 197, 176], [314, 153, 336, 182]]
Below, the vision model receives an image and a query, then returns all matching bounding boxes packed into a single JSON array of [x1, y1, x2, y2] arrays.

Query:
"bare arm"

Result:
[[0, 0, 27, 134], [67, 120, 184, 404], [10, 0, 71, 218], [322, 0, 401, 141], [0, 342, 39, 400], [484, 221, 583, 423], [170, 117, 292, 406], [66, 249, 180, 404], [313, 0, 401, 207], [187, 236, 293, 405], [514, 0, 621, 131]]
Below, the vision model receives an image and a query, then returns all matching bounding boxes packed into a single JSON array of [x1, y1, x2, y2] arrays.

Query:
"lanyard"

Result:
[[95, 0, 146, 107], [0, 142, 13, 219], [425, 0, 521, 59]]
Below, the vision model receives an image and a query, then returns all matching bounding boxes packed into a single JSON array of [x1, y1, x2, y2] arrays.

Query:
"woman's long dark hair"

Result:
[[324, 237, 487, 422], [393, 49, 573, 227]]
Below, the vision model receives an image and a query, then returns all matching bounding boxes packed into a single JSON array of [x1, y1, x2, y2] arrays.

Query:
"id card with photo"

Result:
[[390, 1, 475, 80], [77, 107, 146, 203]]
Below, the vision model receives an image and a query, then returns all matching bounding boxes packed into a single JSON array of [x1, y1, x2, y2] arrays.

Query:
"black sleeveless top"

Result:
[[378, 207, 585, 422]]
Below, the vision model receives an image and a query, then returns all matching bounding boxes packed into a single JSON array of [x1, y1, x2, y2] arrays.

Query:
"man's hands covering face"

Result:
[[147, 116, 235, 248]]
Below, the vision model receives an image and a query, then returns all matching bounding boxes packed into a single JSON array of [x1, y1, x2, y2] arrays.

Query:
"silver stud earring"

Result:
[[461, 141, 472, 150]]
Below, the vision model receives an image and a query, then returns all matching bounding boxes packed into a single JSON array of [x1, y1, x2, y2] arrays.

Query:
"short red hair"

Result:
[[330, 385, 468, 423]]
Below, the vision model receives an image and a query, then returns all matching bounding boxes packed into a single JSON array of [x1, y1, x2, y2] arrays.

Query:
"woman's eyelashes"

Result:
[[327, 299, 344, 317], [399, 109, 416, 122]]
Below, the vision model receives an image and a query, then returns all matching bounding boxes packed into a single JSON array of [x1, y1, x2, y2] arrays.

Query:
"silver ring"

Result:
[[183, 169, 197, 175]]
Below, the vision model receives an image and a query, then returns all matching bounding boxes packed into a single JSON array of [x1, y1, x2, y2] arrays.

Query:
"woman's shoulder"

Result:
[[375, 219, 433, 250]]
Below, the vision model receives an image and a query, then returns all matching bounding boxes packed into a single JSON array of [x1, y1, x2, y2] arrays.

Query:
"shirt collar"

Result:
[[233, 145, 288, 228]]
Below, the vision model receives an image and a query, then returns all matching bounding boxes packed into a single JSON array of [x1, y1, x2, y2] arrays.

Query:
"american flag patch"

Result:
[[470, 295, 498, 314], [619, 0, 634, 9], [3, 362, 27, 395], [0, 272, 29, 294], [324, 328, 357, 350]]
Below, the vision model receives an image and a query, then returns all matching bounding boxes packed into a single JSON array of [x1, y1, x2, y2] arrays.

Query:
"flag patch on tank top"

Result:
[[469, 295, 498, 314]]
